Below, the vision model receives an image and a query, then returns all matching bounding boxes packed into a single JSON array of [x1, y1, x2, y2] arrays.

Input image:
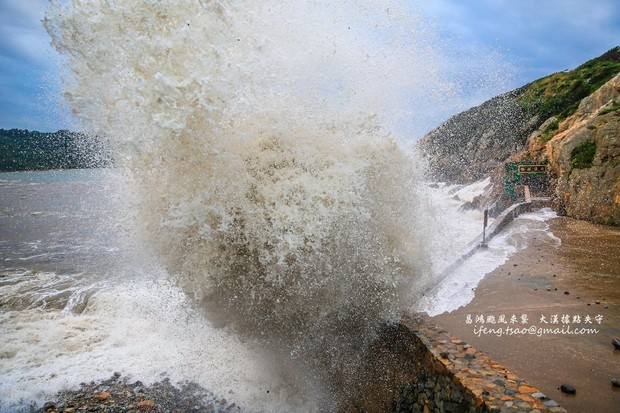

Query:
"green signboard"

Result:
[[504, 162, 548, 198]]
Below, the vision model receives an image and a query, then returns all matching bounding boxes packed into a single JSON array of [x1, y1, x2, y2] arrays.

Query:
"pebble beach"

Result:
[[32, 373, 241, 413]]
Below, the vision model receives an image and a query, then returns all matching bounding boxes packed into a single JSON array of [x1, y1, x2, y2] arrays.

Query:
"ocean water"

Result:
[[1, 0, 547, 410], [0, 170, 558, 411], [415, 178, 560, 316], [42, 4, 445, 406], [0, 169, 315, 412]]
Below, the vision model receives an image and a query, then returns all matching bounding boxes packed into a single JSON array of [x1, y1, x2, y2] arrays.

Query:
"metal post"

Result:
[[482, 209, 488, 247]]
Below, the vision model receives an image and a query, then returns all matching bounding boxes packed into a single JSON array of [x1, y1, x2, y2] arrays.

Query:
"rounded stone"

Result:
[[43, 402, 56, 412], [560, 384, 576, 395]]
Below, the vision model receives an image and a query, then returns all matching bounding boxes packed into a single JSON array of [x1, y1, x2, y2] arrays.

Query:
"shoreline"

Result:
[[8, 209, 620, 412], [431, 215, 620, 413], [27, 373, 240, 413]]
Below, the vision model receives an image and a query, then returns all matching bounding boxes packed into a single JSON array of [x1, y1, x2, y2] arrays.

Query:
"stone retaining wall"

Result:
[[389, 314, 566, 413]]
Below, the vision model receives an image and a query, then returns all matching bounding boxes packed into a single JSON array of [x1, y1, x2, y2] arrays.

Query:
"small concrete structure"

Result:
[[433, 185, 552, 288]]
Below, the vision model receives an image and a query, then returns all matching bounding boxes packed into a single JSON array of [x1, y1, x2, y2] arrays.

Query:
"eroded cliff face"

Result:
[[546, 73, 620, 225], [418, 48, 620, 225], [420, 72, 620, 226], [497, 73, 620, 225]]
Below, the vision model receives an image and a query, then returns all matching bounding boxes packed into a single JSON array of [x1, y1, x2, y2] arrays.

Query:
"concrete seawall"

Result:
[[434, 193, 551, 289], [397, 314, 566, 412], [438, 201, 533, 280]]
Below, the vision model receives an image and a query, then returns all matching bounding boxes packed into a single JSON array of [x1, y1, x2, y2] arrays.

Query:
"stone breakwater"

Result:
[[394, 314, 567, 413], [33, 373, 240, 413]]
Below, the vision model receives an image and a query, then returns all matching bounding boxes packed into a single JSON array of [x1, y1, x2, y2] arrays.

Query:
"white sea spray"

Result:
[[43, 1, 442, 399], [39, 0, 523, 409]]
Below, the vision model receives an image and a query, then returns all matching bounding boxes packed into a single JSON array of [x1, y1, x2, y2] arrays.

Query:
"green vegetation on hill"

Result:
[[570, 140, 597, 169], [418, 46, 620, 226], [0, 129, 113, 172], [518, 47, 620, 126], [418, 46, 620, 184]]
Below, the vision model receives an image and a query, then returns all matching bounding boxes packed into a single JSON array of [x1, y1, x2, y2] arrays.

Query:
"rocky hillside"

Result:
[[418, 47, 620, 226], [417, 90, 530, 184], [532, 73, 619, 225]]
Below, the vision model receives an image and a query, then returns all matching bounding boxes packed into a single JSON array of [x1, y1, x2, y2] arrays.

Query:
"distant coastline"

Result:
[[0, 128, 113, 172]]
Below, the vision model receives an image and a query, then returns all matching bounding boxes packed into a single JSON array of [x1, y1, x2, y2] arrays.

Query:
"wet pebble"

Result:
[[43, 401, 56, 412], [560, 384, 576, 395], [544, 399, 560, 407], [136, 399, 156, 409], [33, 373, 241, 413], [93, 391, 110, 401]]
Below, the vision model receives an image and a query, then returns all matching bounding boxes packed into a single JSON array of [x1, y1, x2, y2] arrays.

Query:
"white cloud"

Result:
[[0, 0, 56, 65], [415, 0, 620, 84]]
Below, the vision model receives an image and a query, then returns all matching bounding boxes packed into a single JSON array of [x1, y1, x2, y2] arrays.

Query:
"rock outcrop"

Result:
[[492, 73, 620, 225], [492, 74, 620, 225], [547, 73, 620, 225], [418, 47, 620, 226]]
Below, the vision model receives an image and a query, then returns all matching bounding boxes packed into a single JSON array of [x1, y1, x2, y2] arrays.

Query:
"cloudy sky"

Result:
[[1, 0, 619, 134]]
